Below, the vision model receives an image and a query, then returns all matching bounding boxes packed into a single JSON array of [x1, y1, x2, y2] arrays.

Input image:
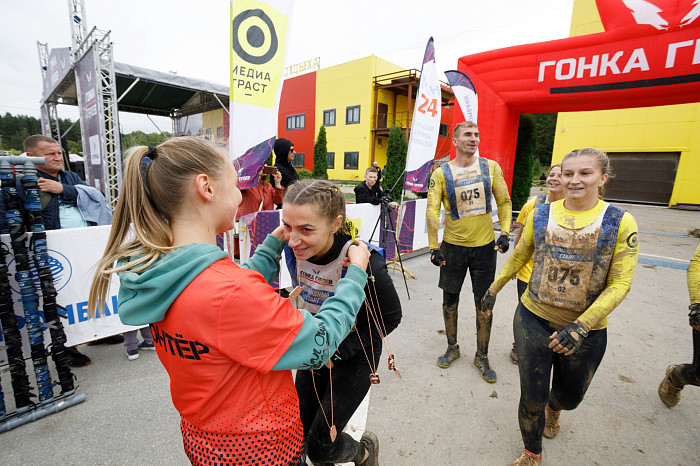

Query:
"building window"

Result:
[[286, 113, 305, 130], [327, 152, 335, 169], [217, 126, 223, 138], [346, 105, 360, 124], [323, 109, 336, 127], [292, 152, 305, 168], [344, 152, 359, 170], [205, 128, 212, 140], [439, 123, 448, 137]]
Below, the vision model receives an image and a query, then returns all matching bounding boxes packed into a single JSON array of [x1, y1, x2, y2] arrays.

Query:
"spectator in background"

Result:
[[19, 135, 116, 367], [236, 168, 285, 222], [273, 138, 299, 204], [354, 167, 398, 209]]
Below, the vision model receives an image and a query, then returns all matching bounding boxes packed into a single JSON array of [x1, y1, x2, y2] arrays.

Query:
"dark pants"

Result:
[[439, 241, 497, 355], [513, 303, 607, 455], [516, 279, 528, 300], [295, 344, 381, 465], [669, 328, 700, 388]]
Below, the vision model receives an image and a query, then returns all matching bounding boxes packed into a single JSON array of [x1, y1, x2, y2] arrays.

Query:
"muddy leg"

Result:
[[438, 291, 460, 368]]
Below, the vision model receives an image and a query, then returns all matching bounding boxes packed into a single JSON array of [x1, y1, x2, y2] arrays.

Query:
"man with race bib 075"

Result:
[[426, 121, 512, 383]]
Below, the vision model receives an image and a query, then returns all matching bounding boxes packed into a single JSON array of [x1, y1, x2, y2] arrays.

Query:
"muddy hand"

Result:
[[479, 291, 496, 318], [689, 306, 700, 331], [548, 322, 586, 355], [494, 234, 510, 253], [430, 249, 446, 267]]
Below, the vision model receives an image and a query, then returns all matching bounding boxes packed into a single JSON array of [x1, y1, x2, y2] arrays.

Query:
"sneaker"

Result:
[[126, 348, 139, 361], [87, 334, 125, 345], [543, 404, 560, 439], [66, 347, 91, 367], [510, 343, 518, 364], [658, 365, 682, 407], [473, 354, 497, 383], [356, 431, 379, 466], [511, 449, 542, 465], [138, 341, 156, 351], [437, 344, 460, 368]]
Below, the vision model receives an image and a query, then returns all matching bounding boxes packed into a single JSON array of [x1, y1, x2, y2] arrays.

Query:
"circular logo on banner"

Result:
[[8, 249, 73, 295], [232, 9, 278, 65]]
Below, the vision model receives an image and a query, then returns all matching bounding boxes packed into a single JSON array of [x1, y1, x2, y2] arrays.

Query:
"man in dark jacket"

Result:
[[354, 167, 398, 208], [18, 135, 120, 366]]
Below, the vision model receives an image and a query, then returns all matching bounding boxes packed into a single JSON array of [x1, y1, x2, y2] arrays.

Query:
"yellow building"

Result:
[[204, 55, 454, 182], [553, 0, 700, 207], [315, 56, 403, 181]]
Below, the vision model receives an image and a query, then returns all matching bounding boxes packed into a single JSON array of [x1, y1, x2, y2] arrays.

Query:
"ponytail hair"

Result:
[[283, 179, 349, 236], [88, 137, 229, 317]]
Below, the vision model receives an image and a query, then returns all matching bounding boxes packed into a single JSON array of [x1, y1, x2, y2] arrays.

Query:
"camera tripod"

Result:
[[368, 199, 413, 299]]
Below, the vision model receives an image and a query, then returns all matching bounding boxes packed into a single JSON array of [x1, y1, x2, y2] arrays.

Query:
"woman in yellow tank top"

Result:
[[481, 148, 639, 465]]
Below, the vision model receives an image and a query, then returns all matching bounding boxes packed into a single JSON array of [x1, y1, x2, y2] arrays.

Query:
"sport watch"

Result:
[[574, 322, 589, 338]]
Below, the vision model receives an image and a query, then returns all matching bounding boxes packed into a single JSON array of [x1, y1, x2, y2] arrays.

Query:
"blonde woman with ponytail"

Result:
[[89, 137, 370, 466]]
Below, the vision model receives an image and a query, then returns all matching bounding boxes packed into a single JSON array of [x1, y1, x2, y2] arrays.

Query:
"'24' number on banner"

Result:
[[417, 94, 438, 117]]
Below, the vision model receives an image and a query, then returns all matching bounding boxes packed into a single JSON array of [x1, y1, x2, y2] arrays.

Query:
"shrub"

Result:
[[384, 126, 408, 200], [297, 168, 313, 179]]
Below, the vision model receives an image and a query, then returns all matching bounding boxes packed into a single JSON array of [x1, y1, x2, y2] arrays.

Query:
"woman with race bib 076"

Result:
[[481, 148, 639, 466]]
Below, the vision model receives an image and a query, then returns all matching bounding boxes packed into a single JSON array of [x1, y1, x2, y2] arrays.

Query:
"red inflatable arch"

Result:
[[453, 0, 700, 189]]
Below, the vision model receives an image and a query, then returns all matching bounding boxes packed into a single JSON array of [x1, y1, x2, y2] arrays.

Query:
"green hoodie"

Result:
[[116, 234, 368, 371], [117, 235, 284, 326]]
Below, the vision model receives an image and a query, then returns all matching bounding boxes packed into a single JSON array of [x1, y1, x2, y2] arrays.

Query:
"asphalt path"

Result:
[[0, 201, 698, 465]]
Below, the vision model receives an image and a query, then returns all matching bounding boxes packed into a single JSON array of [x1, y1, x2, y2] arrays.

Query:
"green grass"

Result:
[[344, 192, 355, 203]]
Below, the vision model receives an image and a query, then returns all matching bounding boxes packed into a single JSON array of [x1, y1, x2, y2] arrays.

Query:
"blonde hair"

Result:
[[88, 136, 229, 316], [561, 148, 615, 197], [283, 179, 352, 236]]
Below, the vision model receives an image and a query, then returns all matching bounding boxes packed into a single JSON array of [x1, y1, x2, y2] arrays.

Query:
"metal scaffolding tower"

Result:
[[68, 0, 122, 208], [36, 42, 62, 142]]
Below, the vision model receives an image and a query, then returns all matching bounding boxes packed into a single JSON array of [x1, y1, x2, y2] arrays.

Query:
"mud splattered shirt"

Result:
[[427, 158, 512, 250], [689, 243, 700, 305], [490, 199, 638, 330]]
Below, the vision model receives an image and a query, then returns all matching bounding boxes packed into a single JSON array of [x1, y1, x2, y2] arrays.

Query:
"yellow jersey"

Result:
[[427, 158, 512, 249], [490, 199, 638, 330]]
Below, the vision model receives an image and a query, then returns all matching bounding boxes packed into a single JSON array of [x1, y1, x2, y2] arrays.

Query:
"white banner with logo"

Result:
[[0, 226, 141, 366]]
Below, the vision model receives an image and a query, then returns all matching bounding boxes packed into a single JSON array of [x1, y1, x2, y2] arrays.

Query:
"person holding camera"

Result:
[[354, 167, 398, 209], [236, 166, 284, 222], [426, 121, 512, 383]]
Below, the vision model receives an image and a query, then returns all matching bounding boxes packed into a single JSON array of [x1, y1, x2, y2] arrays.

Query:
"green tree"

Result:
[[121, 130, 172, 150], [384, 126, 408, 200], [533, 113, 557, 167], [312, 126, 328, 179], [512, 113, 537, 211]]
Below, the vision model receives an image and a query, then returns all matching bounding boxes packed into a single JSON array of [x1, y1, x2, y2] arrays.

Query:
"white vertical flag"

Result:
[[444, 69, 479, 157], [403, 37, 441, 193]]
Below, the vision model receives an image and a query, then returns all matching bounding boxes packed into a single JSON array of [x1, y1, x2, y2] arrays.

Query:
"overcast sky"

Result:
[[0, 0, 575, 134]]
